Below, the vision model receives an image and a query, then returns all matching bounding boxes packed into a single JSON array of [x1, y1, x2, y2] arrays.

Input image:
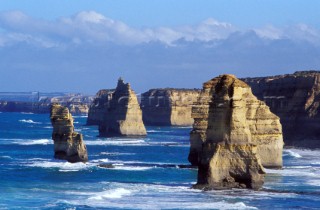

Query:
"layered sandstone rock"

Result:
[[242, 71, 320, 148], [141, 89, 200, 126], [194, 75, 266, 189], [86, 89, 114, 125], [189, 75, 283, 169], [98, 78, 147, 136], [50, 104, 88, 163]]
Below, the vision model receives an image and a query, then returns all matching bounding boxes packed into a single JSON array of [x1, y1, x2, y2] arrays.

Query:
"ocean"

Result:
[[0, 112, 319, 209]]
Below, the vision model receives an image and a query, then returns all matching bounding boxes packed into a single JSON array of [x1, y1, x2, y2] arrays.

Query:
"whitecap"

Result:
[[100, 152, 135, 156], [284, 150, 302, 158], [0, 156, 12, 159], [85, 139, 146, 146], [306, 179, 320, 186], [43, 126, 53, 129], [110, 165, 153, 171], [147, 130, 171, 133], [15, 139, 52, 145], [21, 112, 34, 114], [27, 160, 90, 171], [265, 168, 316, 177], [91, 158, 109, 163], [88, 188, 132, 200], [73, 115, 88, 118], [19, 119, 42, 124]]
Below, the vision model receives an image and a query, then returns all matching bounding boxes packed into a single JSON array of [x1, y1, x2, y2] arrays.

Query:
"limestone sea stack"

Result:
[[141, 89, 200, 126], [194, 74, 266, 189], [50, 104, 88, 163], [98, 78, 147, 136], [87, 89, 114, 125], [242, 71, 320, 148], [189, 75, 283, 169]]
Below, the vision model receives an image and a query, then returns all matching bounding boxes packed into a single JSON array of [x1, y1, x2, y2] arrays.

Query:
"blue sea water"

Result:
[[0, 112, 320, 209]]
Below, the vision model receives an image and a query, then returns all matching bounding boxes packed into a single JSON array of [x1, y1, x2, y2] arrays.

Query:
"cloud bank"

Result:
[[0, 11, 319, 93]]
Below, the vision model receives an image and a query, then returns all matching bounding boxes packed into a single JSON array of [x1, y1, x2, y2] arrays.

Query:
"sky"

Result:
[[0, 0, 320, 94]]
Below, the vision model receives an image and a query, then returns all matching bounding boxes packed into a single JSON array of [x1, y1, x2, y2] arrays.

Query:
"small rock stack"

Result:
[[98, 78, 147, 136], [50, 104, 88, 163]]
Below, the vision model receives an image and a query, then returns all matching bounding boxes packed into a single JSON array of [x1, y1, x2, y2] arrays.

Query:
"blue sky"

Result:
[[0, 1, 320, 93]]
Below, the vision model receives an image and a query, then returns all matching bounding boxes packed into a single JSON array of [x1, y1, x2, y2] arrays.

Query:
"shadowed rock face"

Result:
[[189, 75, 283, 169], [50, 104, 88, 163], [98, 78, 147, 137], [192, 74, 282, 190], [141, 89, 200, 126], [86, 89, 114, 126], [242, 71, 320, 148]]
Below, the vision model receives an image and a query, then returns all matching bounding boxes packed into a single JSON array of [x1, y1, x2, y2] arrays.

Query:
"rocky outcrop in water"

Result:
[[194, 74, 266, 189], [98, 78, 146, 136], [50, 104, 88, 163], [242, 71, 320, 148], [189, 74, 283, 168], [141, 89, 200, 126], [86, 89, 114, 125]]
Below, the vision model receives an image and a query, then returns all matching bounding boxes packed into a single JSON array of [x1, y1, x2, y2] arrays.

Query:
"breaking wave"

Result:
[[19, 119, 42, 124], [14, 139, 52, 145]]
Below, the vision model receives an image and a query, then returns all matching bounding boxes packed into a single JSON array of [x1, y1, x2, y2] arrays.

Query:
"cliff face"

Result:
[[189, 75, 283, 169], [141, 89, 200, 126], [86, 89, 114, 125], [99, 78, 147, 136], [50, 104, 88, 163], [0, 98, 91, 115], [194, 75, 266, 189], [242, 71, 320, 148]]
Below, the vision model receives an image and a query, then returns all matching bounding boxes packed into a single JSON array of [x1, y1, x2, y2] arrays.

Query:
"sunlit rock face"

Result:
[[141, 89, 200, 126], [50, 104, 88, 163], [98, 78, 147, 137], [242, 71, 320, 148], [191, 74, 283, 190], [189, 74, 283, 169]]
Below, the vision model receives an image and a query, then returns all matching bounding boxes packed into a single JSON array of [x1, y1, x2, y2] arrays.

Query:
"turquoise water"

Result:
[[0, 112, 320, 209]]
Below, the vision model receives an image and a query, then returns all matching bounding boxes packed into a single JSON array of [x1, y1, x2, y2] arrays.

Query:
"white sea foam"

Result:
[[15, 139, 52, 145], [43, 126, 53, 129], [27, 160, 90, 171], [88, 188, 132, 200], [21, 112, 34, 114], [284, 150, 302, 158], [60, 183, 258, 209], [306, 179, 320, 186], [91, 158, 109, 163], [110, 165, 153, 171], [73, 115, 88, 118], [265, 168, 317, 177], [0, 155, 12, 159], [85, 139, 146, 146], [100, 152, 135, 156], [147, 130, 171, 133], [19, 119, 41, 124]]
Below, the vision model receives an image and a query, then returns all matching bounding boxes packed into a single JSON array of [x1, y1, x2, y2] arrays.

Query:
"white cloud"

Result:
[[0, 11, 238, 46]]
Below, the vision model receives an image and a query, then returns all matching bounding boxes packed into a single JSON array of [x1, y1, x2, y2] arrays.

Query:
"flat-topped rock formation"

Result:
[[50, 104, 88, 163], [99, 78, 147, 136], [86, 89, 114, 125], [194, 75, 266, 190], [0, 93, 92, 115], [189, 74, 283, 169], [242, 71, 320, 148], [141, 89, 200, 126]]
